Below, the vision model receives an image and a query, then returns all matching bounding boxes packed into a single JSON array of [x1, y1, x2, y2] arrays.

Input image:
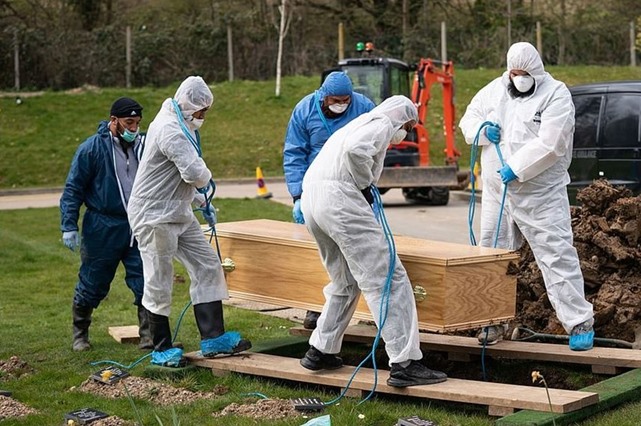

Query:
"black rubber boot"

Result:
[[72, 304, 93, 351], [387, 360, 447, 387], [300, 346, 343, 371], [193, 301, 225, 339], [303, 311, 320, 330], [147, 311, 174, 352], [194, 301, 252, 357], [137, 305, 154, 350]]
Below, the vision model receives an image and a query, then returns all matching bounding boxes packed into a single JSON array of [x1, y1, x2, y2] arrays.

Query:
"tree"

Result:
[[273, 0, 293, 97]]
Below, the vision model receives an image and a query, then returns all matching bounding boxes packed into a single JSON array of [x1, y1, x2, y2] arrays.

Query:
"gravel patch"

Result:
[[213, 398, 303, 420], [0, 395, 37, 420], [76, 375, 228, 406]]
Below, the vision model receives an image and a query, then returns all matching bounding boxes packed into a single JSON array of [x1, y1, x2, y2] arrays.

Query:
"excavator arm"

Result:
[[410, 58, 460, 167]]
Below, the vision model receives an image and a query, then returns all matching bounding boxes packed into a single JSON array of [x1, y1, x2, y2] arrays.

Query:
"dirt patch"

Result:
[[0, 395, 37, 420], [76, 375, 228, 406], [213, 398, 303, 421], [511, 180, 641, 343], [0, 356, 34, 381]]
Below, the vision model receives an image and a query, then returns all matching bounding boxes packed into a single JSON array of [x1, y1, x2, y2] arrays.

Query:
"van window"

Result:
[[573, 95, 602, 148], [602, 94, 641, 147]]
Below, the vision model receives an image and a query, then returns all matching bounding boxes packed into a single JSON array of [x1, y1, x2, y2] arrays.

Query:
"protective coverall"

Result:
[[283, 72, 375, 200], [284, 71, 375, 329], [60, 118, 148, 351], [128, 77, 227, 317], [61, 120, 145, 308], [301, 96, 424, 365], [128, 76, 249, 365], [458, 42, 593, 334]]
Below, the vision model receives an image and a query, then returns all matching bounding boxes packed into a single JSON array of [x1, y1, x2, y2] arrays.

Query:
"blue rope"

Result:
[[171, 99, 202, 156], [467, 122, 509, 249], [480, 327, 489, 381], [323, 185, 396, 406], [239, 392, 269, 400], [468, 123, 511, 382]]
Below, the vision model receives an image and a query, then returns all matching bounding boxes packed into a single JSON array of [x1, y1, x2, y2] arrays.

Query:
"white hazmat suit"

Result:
[[458, 42, 593, 334], [302, 96, 423, 365], [128, 76, 228, 317]]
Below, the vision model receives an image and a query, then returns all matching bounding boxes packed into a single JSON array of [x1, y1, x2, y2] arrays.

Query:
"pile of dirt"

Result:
[[0, 395, 37, 420], [76, 376, 228, 406], [212, 398, 302, 421], [512, 180, 641, 342], [0, 356, 34, 380]]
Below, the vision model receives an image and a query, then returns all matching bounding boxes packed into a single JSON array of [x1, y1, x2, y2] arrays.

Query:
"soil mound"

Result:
[[513, 180, 641, 343]]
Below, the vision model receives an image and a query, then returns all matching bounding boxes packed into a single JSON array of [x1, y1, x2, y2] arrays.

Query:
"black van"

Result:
[[569, 81, 641, 203]]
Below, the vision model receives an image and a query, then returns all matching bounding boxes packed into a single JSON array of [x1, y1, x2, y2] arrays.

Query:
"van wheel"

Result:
[[402, 187, 450, 206]]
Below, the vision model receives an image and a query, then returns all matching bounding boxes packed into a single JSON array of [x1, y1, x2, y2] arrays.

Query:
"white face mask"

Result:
[[512, 75, 535, 93], [190, 118, 204, 130], [391, 128, 407, 145], [328, 103, 349, 114]]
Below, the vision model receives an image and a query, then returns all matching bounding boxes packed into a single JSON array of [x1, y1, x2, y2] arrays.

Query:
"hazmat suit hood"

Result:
[[174, 76, 214, 118], [501, 42, 548, 93], [507, 42, 545, 77], [371, 95, 418, 131], [318, 72, 353, 99]]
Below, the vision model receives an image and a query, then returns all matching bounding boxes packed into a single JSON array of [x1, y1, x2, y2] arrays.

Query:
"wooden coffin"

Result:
[[210, 219, 518, 332]]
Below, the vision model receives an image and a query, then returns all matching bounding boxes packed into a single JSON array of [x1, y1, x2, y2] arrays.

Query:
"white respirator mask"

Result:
[[391, 128, 407, 145], [328, 103, 349, 114], [512, 75, 535, 93], [190, 118, 205, 130]]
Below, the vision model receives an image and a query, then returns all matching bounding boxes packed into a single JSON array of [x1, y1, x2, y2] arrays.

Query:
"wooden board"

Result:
[[290, 325, 641, 369], [212, 219, 519, 332], [108, 325, 140, 344], [184, 351, 598, 414]]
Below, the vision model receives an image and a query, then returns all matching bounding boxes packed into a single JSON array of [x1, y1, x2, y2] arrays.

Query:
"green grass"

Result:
[[1, 67, 640, 190]]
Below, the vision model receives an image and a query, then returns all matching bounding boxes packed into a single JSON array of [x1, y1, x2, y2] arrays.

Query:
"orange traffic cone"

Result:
[[255, 167, 273, 199]]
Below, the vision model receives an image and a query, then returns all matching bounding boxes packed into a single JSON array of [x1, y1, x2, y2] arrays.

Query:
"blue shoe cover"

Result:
[[569, 330, 594, 351], [151, 348, 184, 367], [201, 331, 244, 357]]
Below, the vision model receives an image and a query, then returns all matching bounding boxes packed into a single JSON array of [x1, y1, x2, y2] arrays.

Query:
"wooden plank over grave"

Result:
[[184, 351, 598, 415]]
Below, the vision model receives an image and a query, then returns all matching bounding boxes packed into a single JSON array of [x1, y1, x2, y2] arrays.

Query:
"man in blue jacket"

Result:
[[283, 71, 375, 329], [60, 97, 152, 352]]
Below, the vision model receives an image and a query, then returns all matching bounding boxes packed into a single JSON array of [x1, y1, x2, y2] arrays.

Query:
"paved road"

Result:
[[0, 180, 479, 244]]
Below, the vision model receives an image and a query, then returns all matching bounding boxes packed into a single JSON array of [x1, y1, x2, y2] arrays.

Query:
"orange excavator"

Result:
[[323, 45, 462, 205]]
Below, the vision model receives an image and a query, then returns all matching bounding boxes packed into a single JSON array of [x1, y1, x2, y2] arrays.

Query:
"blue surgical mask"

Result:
[[117, 120, 138, 143], [120, 128, 138, 143]]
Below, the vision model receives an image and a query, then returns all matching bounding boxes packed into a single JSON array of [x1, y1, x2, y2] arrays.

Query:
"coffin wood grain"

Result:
[[212, 219, 519, 332]]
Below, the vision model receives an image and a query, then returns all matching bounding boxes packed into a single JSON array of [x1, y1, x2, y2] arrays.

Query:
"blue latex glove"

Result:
[[202, 204, 217, 227], [292, 199, 305, 224], [62, 231, 80, 251], [485, 124, 501, 144], [196, 183, 210, 194], [499, 164, 518, 184]]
